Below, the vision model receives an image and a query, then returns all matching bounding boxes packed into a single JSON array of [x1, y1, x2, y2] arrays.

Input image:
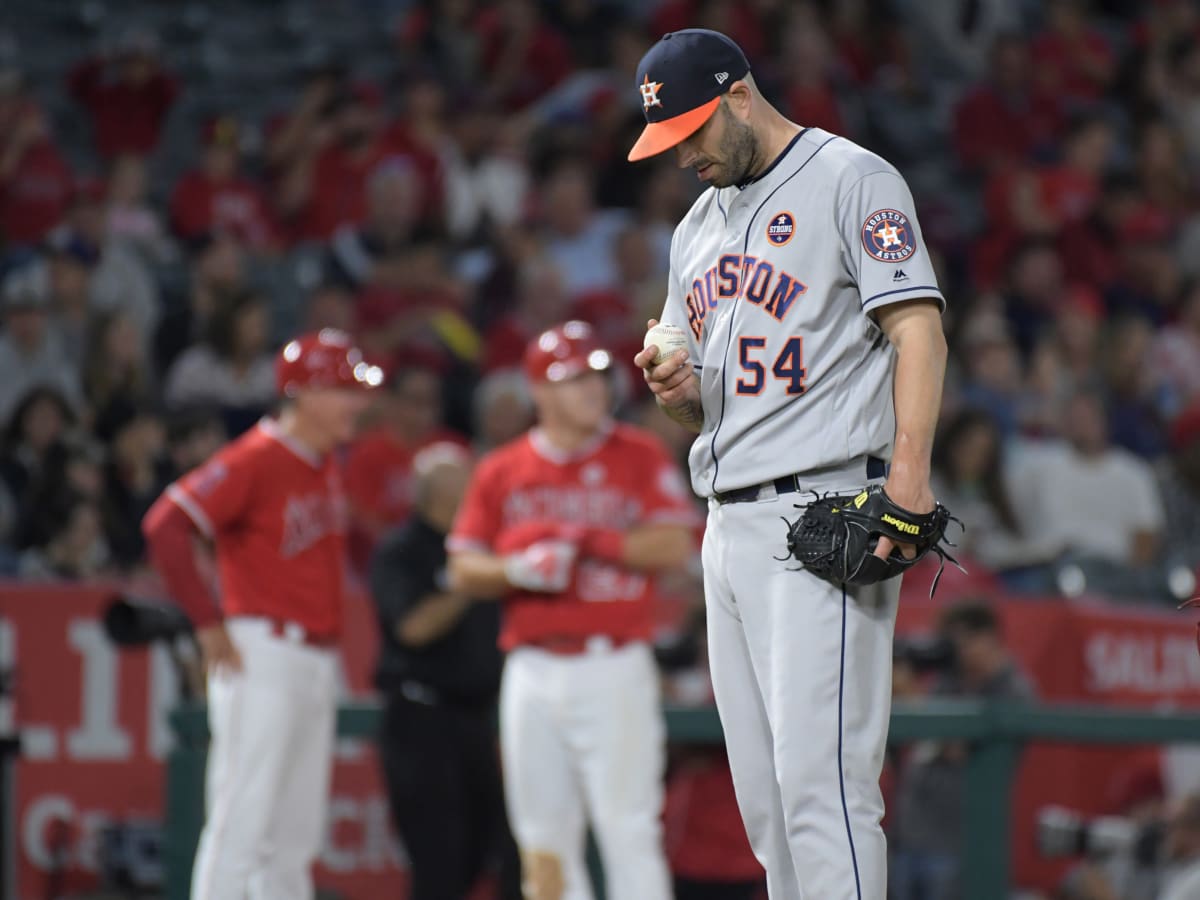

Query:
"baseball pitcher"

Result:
[[631, 29, 953, 900], [143, 329, 382, 900]]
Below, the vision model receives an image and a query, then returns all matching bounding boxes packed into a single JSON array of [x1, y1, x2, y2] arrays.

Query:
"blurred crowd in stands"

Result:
[[0, 0, 1198, 606]]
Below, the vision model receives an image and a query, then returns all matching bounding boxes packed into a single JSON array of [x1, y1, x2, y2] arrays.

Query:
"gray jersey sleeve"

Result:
[[837, 170, 945, 316], [657, 226, 701, 364]]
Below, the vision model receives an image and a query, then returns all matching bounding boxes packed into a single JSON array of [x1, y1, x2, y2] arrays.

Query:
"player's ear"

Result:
[[725, 80, 754, 120]]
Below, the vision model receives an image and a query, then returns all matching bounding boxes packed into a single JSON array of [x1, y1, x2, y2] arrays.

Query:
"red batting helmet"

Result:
[[276, 329, 384, 398], [523, 321, 613, 384]]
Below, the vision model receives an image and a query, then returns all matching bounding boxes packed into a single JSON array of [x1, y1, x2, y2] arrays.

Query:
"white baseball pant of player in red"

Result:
[[143, 330, 381, 899], [449, 321, 697, 900]]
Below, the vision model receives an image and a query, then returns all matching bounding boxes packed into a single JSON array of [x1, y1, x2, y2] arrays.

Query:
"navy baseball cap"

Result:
[[628, 29, 751, 162]]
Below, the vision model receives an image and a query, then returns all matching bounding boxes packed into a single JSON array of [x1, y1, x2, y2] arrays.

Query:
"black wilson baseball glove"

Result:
[[782, 485, 963, 596]]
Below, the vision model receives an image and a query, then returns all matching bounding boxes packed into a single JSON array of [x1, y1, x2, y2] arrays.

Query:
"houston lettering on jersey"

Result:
[[685, 254, 808, 340]]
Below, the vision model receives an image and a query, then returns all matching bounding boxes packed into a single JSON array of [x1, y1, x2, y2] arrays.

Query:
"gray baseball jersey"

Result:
[[660, 127, 945, 497]]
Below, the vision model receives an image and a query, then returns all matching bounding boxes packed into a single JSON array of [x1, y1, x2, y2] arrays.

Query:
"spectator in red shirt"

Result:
[[284, 82, 413, 242], [651, 0, 766, 64], [779, 11, 845, 136], [1058, 172, 1144, 292], [1030, 0, 1116, 107], [1106, 209, 1183, 326], [0, 77, 74, 247], [265, 62, 346, 200], [1032, 115, 1114, 231], [170, 117, 277, 252], [380, 73, 449, 225], [67, 28, 180, 160], [977, 115, 1114, 287], [343, 365, 466, 564], [481, 256, 571, 373], [476, 0, 572, 111], [953, 34, 1063, 176]]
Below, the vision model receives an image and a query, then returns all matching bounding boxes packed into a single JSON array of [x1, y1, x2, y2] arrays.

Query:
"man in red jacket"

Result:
[[142, 329, 381, 900]]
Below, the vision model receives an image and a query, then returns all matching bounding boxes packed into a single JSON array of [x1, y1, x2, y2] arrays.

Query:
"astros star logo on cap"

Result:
[[628, 29, 751, 162], [640, 74, 664, 111]]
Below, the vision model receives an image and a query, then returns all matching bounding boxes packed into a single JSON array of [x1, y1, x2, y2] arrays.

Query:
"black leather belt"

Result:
[[713, 456, 887, 504]]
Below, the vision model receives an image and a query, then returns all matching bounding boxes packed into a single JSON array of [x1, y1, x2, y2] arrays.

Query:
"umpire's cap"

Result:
[[628, 29, 751, 162], [276, 328, 384, 397], [524, 321, 613, 384]]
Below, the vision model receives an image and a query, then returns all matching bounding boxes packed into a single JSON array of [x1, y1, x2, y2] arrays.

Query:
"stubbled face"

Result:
[[673, 100, 760, 188]]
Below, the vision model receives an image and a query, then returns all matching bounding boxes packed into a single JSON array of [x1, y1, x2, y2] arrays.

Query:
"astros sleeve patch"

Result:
[[838, 171, 945, 315]]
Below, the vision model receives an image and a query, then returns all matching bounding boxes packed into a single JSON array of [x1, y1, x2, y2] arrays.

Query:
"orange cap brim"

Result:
[[627, 96, 721, 162]]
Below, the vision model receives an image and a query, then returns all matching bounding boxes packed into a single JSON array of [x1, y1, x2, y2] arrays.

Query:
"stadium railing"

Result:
[[164, 700, 1200, 900]]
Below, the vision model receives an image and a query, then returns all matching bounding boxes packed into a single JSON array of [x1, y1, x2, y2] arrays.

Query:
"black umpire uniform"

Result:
[[370, 515, 520, 900]]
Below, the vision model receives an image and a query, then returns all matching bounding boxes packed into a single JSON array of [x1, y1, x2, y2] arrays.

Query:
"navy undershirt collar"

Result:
[[737, 127, 810, 190]]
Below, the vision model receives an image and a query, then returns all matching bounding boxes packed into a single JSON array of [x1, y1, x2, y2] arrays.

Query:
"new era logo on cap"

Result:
[[628, 29, 751, 162]]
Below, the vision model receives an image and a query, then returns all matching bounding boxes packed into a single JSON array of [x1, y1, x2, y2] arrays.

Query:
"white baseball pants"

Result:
[[704, 490, 900, 900], [190, 618, 337, 900], [499, 640, 673, 900]]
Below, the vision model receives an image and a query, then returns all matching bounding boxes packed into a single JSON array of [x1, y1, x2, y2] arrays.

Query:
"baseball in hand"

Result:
[[643, 323, 689, 365]]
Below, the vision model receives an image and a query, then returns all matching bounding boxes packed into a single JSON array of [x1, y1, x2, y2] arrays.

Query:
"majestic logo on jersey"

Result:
[[862, 209, 916, 262], [640, 74, 663, 110], [766, 212, 795, 246], [684, 254, 808, 339]]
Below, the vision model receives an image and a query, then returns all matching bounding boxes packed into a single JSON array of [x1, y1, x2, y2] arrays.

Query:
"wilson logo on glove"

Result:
[[880, 514, 920, 535], [780, 485, 964, 597]]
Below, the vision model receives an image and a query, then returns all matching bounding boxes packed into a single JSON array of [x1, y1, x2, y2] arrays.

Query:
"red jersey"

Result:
[[448, 423, 696, 650], [953, 85, 1062, 174], [165, 419, 349, 636], [67, 59, 179, 158], [664, 750, 764, 881], [294, 139, 418, 242], [170, 170, 276, 248], [0, 140, 74, 245]]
